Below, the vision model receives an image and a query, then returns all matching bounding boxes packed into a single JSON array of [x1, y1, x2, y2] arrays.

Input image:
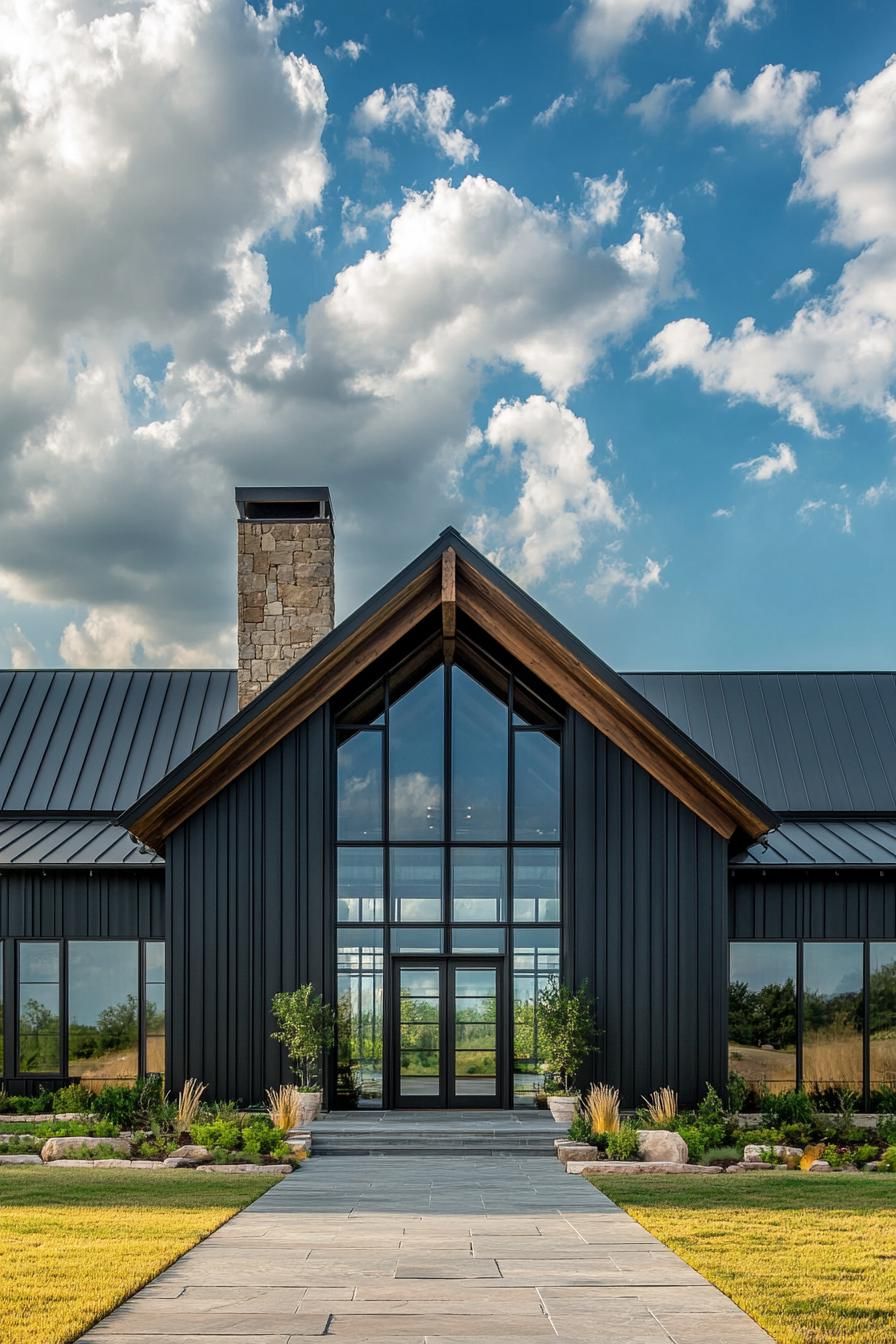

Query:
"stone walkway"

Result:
[[82, 1155, 773, 1343]]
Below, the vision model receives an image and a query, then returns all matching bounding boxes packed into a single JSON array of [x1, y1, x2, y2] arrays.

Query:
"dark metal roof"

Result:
[[731, 817, 896, 867], [622, 673, 896, 814], [0, 670, 235, 815], [0, 817, 162, 866], [119, 529, 778, 844]]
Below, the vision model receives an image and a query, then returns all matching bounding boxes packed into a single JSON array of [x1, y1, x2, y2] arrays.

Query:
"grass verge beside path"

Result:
[[590, 1173, 896, 1344], [0, 1166, 282, 1344]]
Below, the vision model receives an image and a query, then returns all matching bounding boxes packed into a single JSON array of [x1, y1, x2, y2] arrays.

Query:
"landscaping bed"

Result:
[[0, 1165, 280, 1344], [0, 1078, 309, 1174], [588, 1172, 896, 1344], [559, 1080, 896, 1176]]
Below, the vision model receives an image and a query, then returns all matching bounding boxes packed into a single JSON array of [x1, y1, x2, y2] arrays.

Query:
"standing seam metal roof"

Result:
[[0, 670, 236, 814], [621, 672, 896, 813], [731, 818, 896, 867]]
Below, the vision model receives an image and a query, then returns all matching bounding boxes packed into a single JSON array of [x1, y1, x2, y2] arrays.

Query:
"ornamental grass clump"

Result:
[[175, 1078, 206, 1136], [266, 1084, 302, 1132], [586, 1082, 621, 1134], [644, 1086, 678, 1126]]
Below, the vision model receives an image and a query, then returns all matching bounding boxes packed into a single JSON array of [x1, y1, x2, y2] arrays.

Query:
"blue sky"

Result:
[[0, 0, 895, 672]]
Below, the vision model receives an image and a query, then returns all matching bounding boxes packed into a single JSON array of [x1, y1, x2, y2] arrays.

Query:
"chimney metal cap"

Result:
[[235, 486, 333, 528]]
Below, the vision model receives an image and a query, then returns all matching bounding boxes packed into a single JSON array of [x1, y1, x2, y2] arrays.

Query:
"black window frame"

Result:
[[4, 936, 166, 1086]]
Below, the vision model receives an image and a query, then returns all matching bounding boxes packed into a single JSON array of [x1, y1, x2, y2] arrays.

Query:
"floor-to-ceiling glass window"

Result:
[[869, 942, 896, 1102], [335, 640, 562, 1107], [728, 939, 895, 1106], [727, 942, 797, 1096]]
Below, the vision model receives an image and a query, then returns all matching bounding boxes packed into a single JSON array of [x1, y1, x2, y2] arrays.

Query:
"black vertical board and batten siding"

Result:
[[165, 708, 331, 1102], [730, 874, 896, 940], [567, 712, 729, 1107]]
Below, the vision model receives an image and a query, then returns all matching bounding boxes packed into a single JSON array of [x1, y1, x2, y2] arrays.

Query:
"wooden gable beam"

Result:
[[456, 558, 764, 841], [441, 547, 457, 665]]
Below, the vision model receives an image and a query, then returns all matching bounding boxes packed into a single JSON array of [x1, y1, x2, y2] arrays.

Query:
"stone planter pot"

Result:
[[299, 1090, 322, 1123], [547, 1095, 579, 1126]]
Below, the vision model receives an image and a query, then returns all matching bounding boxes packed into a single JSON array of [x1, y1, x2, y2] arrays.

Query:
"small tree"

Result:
[[537, 979, 597, 1095], [271, 985, 337, 1090]]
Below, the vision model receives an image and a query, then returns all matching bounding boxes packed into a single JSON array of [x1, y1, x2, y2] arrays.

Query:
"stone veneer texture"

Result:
[[237, 519, 334, 708]]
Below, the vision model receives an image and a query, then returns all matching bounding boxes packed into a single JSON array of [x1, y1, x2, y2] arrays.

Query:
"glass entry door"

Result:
[[394, 959, 503, 1107]]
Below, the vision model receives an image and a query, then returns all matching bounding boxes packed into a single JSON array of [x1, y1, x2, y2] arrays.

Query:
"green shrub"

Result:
[[191, 1119, 241, 1151], [876, 1114, 896, 1146], [0, 1138, 42, 1155], [51, 1084, 95, 1114], [853, 1143, 879, 1167], [703, 1146, 742, 1165], [241, 1117, 281, 1155], [34, 1119, 119, 1139], [605, 1124, 640, 1161], [673, 1123, 706, 1162], [92, 1084, 137, 1128], [737, 1125, 783, 1151], [822, 1144, 847, 1169], [878, 1145, 896, 1173], [760, 1087, 816, 1130], [567, 1112, 593, 1144], [726, 1071, 748, 1115], [51, 1142, 127, 1161], [1, 1092, 54, 1116]]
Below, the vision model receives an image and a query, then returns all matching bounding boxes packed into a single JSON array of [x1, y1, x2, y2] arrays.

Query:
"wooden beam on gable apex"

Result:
[[441, 546, 457, 665]]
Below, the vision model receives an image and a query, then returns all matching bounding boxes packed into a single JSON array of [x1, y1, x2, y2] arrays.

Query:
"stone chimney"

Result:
[[236, 487, 334, 710]]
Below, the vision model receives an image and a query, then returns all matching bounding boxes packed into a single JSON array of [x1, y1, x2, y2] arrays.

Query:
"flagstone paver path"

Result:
[[81, 1155, 773, 1344]]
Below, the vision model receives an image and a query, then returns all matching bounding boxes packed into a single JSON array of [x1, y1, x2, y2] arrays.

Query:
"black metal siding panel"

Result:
[[0, 670, 236, 815], [0, 868, 163, 940], [729, 874, 896, 941], [569, 712, 728, 1108], [165, 708, 330, 1102], [624, 672, 896, 812]]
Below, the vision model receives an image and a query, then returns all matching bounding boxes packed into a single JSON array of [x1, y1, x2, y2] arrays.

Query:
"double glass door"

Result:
[[394, 959, 503, 1107]]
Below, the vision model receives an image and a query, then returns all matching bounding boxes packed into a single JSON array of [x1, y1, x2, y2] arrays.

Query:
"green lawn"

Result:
[[590, 1173, 896, 1344], [0, 1166, 282, 1344]]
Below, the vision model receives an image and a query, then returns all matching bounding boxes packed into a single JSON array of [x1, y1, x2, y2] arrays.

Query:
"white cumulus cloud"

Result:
[[693, 64, 819, 134], [707, 0, 772, 48], [326, 39, 366, 61], [626, 77, 693, 130], [573, 0, 693, 67], [533, 93, 578, 126], [642, 58, 896, 437], [587, 555, 665, 604], [353, 83, 478, 165], [734, 442, 797, 481], [773, 268, 815, 299], [469, 396, 624, 585]]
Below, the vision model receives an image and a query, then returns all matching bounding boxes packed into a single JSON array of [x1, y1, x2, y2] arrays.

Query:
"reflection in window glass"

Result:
[[803, 942, 864, 1098], [337, 730, 382, 840], [68, 942, 139, 1085], [19, 942, 60, 1074], [514, 730, 560, 840], [337, 848, 384, 922], [145, 942, 166, 1077], [871, 943, 896, 1099], [452, 927, 506, 953], [391, 927, 443, 953], [451, 848, 506, 922], [727, 942, 796, 1096], [391, 848, 443, 922], [337, 930, 384, 1107], [513, 849, 560, 922], [389, 667, 444, 840], [512, 929, 560, 1105], [451, 666, 508, 840]]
